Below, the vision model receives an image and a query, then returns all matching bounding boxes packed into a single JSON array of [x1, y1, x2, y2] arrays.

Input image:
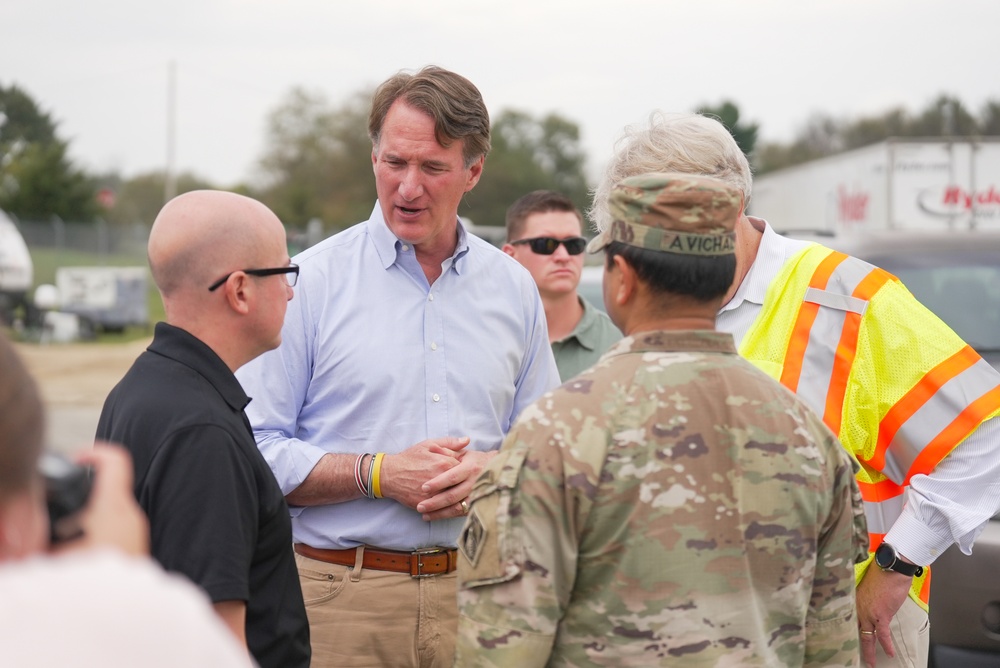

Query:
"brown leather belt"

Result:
[[294, 543, 458, 578]]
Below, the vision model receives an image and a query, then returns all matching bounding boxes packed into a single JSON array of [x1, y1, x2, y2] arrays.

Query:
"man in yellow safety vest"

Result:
[[591, 112, 1000, 668]]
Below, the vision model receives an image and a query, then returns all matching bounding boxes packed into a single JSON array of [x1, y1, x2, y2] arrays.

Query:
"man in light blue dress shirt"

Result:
[[236, 66, 560, 668]]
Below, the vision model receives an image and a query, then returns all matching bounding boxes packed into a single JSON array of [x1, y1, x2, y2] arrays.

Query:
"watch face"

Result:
[[875, 543, 895, 569]]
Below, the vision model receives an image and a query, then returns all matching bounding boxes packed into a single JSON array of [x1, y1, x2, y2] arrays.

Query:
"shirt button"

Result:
[[431, 342, 438, 351], [401, 244, 410, 251], [432, 393, 440, 402], [428, 293, 435, 301]]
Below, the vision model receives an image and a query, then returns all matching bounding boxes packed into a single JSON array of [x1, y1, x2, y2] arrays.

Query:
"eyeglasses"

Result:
[[510, 236, 587, 256], [207, 264, 299, 292]]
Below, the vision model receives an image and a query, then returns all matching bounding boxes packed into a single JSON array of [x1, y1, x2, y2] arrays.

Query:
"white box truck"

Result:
[[749, 138, 1000, 234]]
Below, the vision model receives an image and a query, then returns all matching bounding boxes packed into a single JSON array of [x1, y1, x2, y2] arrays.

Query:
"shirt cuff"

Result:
[[883, 511, 956, 567]]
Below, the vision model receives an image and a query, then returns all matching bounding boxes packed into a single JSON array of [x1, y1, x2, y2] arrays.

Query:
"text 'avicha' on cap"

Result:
[[586, 172, 742, 255]]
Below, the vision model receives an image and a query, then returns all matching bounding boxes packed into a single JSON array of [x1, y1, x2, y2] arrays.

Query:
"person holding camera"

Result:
[[96, 190, 310, 668], [0, 333, 253, 667]]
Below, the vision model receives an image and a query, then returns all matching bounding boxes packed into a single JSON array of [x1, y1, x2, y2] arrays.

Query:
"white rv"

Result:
[[0, 209, 33, 325]]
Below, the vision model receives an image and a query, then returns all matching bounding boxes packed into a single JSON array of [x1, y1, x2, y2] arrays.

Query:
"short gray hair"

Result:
[[590, 111, 752, 231]]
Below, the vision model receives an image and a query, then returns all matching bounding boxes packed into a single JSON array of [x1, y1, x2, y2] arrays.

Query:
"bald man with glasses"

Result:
[[504, 190, 622, 382], [96, 190, 310, 668]]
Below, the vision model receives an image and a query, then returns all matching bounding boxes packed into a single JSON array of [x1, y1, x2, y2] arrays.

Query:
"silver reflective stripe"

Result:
[[881, 451, 906, 486], [887, 357, 1000, 477], [796, 305, 844, 417], [804, 287, 868, 315], [792, 255, 876, 421], [863, 495, 906, 535]]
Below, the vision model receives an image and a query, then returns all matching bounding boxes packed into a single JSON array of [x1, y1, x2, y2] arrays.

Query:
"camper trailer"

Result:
[[0, 209, 33, 326]]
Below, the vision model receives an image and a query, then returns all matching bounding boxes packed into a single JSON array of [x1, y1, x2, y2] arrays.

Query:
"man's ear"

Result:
[[225, 272, 252, 316], [464, 155, 485, 192], [501, 243, 516, 258], [611, 254, 637, 307]]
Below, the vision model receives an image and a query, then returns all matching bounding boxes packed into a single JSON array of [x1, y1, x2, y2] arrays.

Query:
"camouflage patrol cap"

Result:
[[586, 172, 742, 256]]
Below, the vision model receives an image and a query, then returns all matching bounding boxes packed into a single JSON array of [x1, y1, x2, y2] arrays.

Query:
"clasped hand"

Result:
[[379, 436, 491, 521]]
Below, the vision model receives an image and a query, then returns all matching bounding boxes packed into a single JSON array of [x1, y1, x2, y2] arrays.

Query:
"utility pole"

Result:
[[164, 60, 177, 204]]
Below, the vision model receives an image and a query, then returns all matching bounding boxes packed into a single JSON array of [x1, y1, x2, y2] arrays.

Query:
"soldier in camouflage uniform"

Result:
[[454, 173, 868, 667]]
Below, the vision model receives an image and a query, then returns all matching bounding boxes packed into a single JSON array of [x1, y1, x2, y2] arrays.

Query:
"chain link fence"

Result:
[[16, 218, 150, 266]]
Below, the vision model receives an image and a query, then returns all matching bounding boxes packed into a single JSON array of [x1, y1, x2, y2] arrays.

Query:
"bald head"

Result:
[[148, 190, 285, 298], [147, 190, 293, 369]]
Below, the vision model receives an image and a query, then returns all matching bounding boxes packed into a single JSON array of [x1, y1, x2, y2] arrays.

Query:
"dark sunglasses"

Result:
[[511, 236, 587, 256], [208, 264, 300, 292]]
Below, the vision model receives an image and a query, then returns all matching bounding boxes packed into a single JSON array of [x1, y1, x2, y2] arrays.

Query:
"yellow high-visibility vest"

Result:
[[740, 243, 1000, 609]]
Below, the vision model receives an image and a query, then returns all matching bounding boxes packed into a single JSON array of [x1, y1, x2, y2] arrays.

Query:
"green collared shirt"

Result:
[[551, 297, 623, 382]]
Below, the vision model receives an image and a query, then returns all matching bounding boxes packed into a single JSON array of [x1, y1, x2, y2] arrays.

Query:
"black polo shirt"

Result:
[[97, 322, 309, 668]]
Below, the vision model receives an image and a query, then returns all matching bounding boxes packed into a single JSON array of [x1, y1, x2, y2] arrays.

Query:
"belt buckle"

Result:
[[412, 546, 447, 578]]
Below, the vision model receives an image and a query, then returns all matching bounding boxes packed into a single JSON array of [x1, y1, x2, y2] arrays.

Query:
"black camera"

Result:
[[39, 451, 93, 544]]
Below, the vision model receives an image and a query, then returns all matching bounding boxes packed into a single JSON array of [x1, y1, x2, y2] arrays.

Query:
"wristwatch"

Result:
[[874, 542, 924, 577]]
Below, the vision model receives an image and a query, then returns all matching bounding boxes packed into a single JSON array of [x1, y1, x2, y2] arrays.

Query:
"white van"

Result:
[[0, 209, 33, 325]]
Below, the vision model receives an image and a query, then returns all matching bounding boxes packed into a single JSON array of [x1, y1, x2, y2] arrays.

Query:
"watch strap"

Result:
[[877, 543, 924, 577]]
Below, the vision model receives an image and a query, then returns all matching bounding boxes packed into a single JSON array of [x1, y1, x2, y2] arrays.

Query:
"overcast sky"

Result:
[[3, 0, 997, 187]]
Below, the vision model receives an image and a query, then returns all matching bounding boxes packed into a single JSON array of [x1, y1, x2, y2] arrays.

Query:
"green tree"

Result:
[[255, 87, 375, 231], [253, 89, 591, 235], [840, 107, 909, 150], [0, 84, 56, 145], [756, 113, 843, 174], [907, 95, 978, 137], [756, 93, 997, 175], [100, 170, 216, 226], [980, 99, 1000, 136], [696, 100, 759, 159], [0, 84, 98, 221], [463, 109, 590, 229]]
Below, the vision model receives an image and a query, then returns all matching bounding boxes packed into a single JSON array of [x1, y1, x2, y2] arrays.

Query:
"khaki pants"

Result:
[[869, 596, 930, 668], [295, 552, 458, 668]]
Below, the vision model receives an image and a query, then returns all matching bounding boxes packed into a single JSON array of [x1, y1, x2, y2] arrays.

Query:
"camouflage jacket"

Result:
[[456, 330, 866, 667]]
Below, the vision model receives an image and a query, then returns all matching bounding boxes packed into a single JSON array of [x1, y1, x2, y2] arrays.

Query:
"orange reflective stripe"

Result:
[[853, 267, 895, 300], [825, 268, 894, 435], [825, 312, 861, 435], [870, 345, 982, 470], [906, 384, 1000, 483], [779, 303, 817, 393], [857, 477, 904, 502], [810, 251, 847, 290], [780, 252, 847, 393]]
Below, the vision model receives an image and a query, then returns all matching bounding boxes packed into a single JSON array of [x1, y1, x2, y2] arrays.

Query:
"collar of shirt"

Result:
[[604, 329, 738, 358], [718, 217, 788, 315], [147, 322, 251, 413], [556, 297, 609, 351], [366, 202, 471, 276], [715, 218, 814, 348]]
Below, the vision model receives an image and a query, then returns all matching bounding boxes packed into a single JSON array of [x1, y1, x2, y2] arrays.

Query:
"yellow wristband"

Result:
[[371, 452, 385, 499]]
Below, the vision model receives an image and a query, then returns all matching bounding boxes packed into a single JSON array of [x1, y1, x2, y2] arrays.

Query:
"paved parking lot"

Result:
[[15, 338, 150, 454]]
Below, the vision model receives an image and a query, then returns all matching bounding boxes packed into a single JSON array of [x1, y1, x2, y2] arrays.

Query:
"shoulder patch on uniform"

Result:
[[459, 508, 488, 567]]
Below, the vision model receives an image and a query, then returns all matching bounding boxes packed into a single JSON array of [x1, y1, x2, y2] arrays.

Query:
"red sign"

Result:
[[837, 186, 869, 224], [96, 188, 116, 209]]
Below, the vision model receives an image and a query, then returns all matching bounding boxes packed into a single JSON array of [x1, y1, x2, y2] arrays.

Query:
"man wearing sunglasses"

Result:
[[96, 190, 310, 668], [504, 191, 621, 382]]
